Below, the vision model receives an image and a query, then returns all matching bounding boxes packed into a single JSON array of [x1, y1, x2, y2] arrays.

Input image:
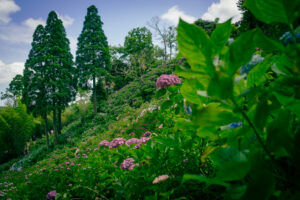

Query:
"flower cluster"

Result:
[[156, 74, 181, 89], [109, 138, 127, 149], [46, 190, 56, 200], [99, 140, 110, 147], [120, 158, 135, 170], [143, 131, 152, 137], [125, 138, 140, 146], [152, 174, 169, 184]]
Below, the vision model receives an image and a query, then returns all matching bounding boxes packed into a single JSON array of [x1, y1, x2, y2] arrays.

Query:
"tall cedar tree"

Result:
[[76, 5, 110, 115], [45, 11, 76, 143], [22, 25, 50, 148]]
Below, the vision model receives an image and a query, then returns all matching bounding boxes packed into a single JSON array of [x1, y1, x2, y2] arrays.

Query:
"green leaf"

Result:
[[177, 19, 214, 75], [180, 79, 204, 105], [266, 109, 293, 158], [182, 174, 229, 187], [247, 56, 272, 88], [245, 0, 299, 25], [161, 100, 173, 111], [213, 147, 251, 181], [242, 168, 275, 200], [207, 72, 233, 99], [211, 19, 233, 54], [156, 89, 167, 99], [197, 127, 218, 140], [192, 103, 240, 127], [228, 30, 256, 75], [254, 29, 285, 52]]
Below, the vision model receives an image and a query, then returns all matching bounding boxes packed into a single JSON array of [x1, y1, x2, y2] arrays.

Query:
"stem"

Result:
[[232, 98, 275, 162]]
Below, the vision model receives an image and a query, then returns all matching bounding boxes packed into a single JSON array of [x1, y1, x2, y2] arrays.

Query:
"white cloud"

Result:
[[57, 13, 74, 27], [0, 60, 24, 84], [68, 36, 77, 58], [0, 0, 20, 24], [0, 23, 33, 43], [202, 0, 242, 23], [160, 5, 196, 25], [23, 18, 46, 30]]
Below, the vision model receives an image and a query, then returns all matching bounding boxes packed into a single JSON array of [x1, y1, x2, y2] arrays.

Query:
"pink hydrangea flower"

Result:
[[120, 158, 135, 170], [99, 140, 110, 147], [143, 131, 152, 137], [46, 190, 56, 200], [125, 138, 140, 146], [134, 143, 141, 149], [156, 74, 181, 89], [152, 174, 169, 184], [139, 137, 150, 144], [109, 138, 126, 149]]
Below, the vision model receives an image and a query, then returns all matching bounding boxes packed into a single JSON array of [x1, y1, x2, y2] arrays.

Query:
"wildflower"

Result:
[[120, 158, 135, 170], [109, 138, 126, 149], [41, 168, 46, 172], [158, 124, 163, 129], [152, 175, 169, 184], [183, 158, 188, 163], [65, 162, 70, 165], [98, 140, 110, 147], [125, 138, 140, 146], [156, 74, 181, 89], [134, 143, 141, 149], [60, 166, 64, 169], [139, 137, 150, 144], [46, 190, 56, 200], [70, 162, 75, 166], [67, 167, 70, 170], [65, 156, 69, 159], [69, 184, 72, 187], [121, 130, 125, 133], [143, 131, 152, 137]]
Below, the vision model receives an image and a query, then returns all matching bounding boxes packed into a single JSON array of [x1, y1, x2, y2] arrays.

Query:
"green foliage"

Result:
[[76, 5, 110, 115], [124, 27, 154, 76], [0, 102, 36, 163], [1, 1, 300, 199]]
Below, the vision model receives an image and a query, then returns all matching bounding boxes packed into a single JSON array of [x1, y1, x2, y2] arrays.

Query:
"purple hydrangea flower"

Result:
[[46, 190, 56, 200], [99, 140, 110, 147], [139, 137, 150, 144], [109, 138, 126, 149], [120, 158, 135, 170], [143, 131, 152, 137], [125, 138, 140, 146], [156, 74, 181, 89]]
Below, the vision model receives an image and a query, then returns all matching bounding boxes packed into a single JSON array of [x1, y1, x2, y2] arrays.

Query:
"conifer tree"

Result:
[[22, 25, 50, 148], [44, 11, 76, 142], [76, 5, 110, 115]]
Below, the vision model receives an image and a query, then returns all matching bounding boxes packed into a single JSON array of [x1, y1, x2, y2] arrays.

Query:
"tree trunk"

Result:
[[58, 107, 62, 135], [93, 74, 97, 116], [44, 113, 49, 149], [163, 40, 167, 62], [53, 108, 57, 145]]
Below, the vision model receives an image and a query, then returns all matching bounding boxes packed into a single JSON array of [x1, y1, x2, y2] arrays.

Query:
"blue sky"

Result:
[[0, 0, 241, 105]]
